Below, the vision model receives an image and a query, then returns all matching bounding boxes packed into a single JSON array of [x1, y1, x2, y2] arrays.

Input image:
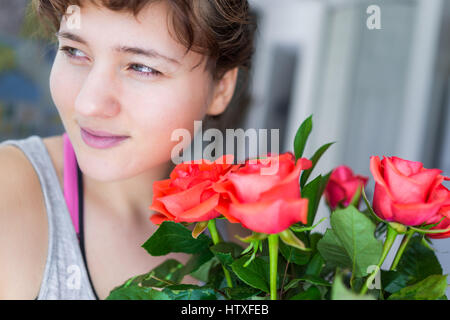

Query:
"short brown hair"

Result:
[[31, 0, 257, 83]]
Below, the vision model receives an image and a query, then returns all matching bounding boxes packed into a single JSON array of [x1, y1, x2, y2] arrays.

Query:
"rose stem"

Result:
[[360, 224, 398, 295], [390, 229, 415, 271], [268, 234, 279, 300], [207, 219, 233, 288]]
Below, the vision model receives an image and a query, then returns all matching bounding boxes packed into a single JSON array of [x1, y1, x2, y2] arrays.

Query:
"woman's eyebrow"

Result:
[[55, 31, 180, 65]]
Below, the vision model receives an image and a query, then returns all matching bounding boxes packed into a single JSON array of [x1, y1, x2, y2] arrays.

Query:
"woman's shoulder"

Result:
[[0, 134, 64, 197], [0, 136, 61, 299]]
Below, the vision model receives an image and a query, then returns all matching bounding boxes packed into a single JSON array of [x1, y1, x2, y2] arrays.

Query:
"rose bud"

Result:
[[324, 165, 368, 210]]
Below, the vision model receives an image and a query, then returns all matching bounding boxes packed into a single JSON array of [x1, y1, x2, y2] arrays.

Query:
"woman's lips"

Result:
[[80, 127, 129, 149]]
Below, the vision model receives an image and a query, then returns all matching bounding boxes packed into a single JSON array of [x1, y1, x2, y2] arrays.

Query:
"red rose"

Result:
[[149, 155, 239, 224], [425, 187, 450, 239], [324, 165, 368, 210], [370, 156, 450, 226], [213, 153, 312, 234]]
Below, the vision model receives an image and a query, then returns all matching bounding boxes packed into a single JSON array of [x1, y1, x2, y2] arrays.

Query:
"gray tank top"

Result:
[[0, 136, 97, 300]]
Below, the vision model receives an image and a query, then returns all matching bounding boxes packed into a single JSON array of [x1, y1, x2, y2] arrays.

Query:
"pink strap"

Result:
[[63, 133, 79, 235]]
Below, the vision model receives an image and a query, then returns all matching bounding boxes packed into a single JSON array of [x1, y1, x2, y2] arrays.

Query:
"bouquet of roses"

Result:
[[107, 116, 450, 300]]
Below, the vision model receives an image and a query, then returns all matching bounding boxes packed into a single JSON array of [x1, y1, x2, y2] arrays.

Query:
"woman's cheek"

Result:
[[133, 77, 210, 137], [129, 84, 209, 166], [49, 56, 82, 121]]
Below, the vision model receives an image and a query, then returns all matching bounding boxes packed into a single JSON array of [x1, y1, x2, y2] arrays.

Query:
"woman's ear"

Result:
[[207, 67, 239, 116]]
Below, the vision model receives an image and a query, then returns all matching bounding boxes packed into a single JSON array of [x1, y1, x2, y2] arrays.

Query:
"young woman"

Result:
[[0, 0, 255, 300]]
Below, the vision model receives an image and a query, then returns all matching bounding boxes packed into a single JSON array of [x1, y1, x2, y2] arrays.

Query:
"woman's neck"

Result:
[[83, 160, 174, 224]]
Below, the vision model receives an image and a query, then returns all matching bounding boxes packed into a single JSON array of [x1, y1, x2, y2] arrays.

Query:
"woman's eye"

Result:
[[128, 63, 163, 78], [58, 46, 163, 79], [59, 46, 87, 59]]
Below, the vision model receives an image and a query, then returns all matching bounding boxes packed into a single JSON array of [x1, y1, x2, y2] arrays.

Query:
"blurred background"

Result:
[[0, 0, 449, 292]]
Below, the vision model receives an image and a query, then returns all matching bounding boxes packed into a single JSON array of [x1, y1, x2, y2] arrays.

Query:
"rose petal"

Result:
[[153, 179, 176, 196], [325, 180, 346, 209], [227, 172, 280, 203], [158, 180, 211, 215], [258, 159, 309, 202], [149, 213, 170, 225], [370, 156, 394, 200], [228, 198, 309, 234], [259, 176, 300, 202], [383, 157, 440, 203], [149, 198, 176, 219], [390, 156, 423, 176], [215, 196, 240, 223], [390, 201, 442, 226], [340, 179, 361, 206], [172, 193, 221, 222], [331, 166, 354, 181], [372, 183, 394, 221]]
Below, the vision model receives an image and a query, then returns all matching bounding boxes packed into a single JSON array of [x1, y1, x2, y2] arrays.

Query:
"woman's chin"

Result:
[[77, 160, 131, 183]]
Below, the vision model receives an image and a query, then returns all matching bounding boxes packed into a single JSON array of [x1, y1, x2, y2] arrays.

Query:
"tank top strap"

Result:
[[63, 133, 80, 237]]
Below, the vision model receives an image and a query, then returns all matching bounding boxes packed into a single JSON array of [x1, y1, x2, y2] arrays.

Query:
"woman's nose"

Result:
[[74, 64, 121, 118]]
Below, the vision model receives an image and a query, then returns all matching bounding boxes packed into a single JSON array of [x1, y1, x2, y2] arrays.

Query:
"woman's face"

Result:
[[50, 1, 216, 182]]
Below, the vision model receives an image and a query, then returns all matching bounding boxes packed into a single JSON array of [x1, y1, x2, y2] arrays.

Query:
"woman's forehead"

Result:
[[59, 1, 203, 67]]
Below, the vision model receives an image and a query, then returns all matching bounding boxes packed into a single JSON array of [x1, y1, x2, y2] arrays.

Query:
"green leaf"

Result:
[[382, 235, 443, 293], [289, 286, 322, 300], [179, 249, 215, 279], [162, 284, 220, 300], [140, 259, 185, 288], [142, 221, 212, 256], [388, 275, 448, 300], [302, 173, 331, 227], [331, 273, 375, 300], [305, 253, 325, 277], [294, 115, 313, 160], [317, 229, 353, 270], [300, 142, 335, 188], [190, 256, 217, 283], [231, 256, 270, 293], [224, 287, 262, 300], [107, 259, 187, 295], [106, 285, 170, 300], [279, 240, 311, 265], [309, 232, 324, 252], [107, 273, 172, 300], [318, 206, 383, 277], [398, 236, 443, 281], [206, 259, 227, 289], [332, 206, 382, 277], [284, 275, 331, 291], [381, 271, 410, 294], [210, 242, 243, 266]]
